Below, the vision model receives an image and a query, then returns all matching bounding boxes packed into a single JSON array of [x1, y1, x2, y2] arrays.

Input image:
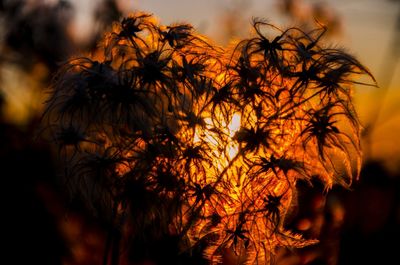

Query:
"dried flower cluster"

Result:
[[44, 13, 374, 264]]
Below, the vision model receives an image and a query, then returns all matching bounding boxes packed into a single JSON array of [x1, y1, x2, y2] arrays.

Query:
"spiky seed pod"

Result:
[[43, 12, 375, 265]]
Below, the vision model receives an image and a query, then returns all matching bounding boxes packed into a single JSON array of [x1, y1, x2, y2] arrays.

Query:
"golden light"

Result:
[[227, 113, 241, 158], [197, 112, 241, 161], [45, 12, 375, 265]]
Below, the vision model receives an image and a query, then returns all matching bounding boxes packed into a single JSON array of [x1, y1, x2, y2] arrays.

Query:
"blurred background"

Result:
[[1, 0, 399, 264]]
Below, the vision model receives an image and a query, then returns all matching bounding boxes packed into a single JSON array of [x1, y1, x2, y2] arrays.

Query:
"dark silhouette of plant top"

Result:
[[43, 13, 375, 265]]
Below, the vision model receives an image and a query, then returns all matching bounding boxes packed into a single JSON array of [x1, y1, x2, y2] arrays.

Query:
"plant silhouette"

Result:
[[44, 12, 375, 265]]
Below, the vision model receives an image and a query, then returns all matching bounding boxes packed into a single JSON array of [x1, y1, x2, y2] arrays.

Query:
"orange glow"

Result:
[[45, 12, 374, 265]]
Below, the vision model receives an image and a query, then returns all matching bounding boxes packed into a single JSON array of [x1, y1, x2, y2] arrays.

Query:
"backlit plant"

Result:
[[44, 12, 375, 264]]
